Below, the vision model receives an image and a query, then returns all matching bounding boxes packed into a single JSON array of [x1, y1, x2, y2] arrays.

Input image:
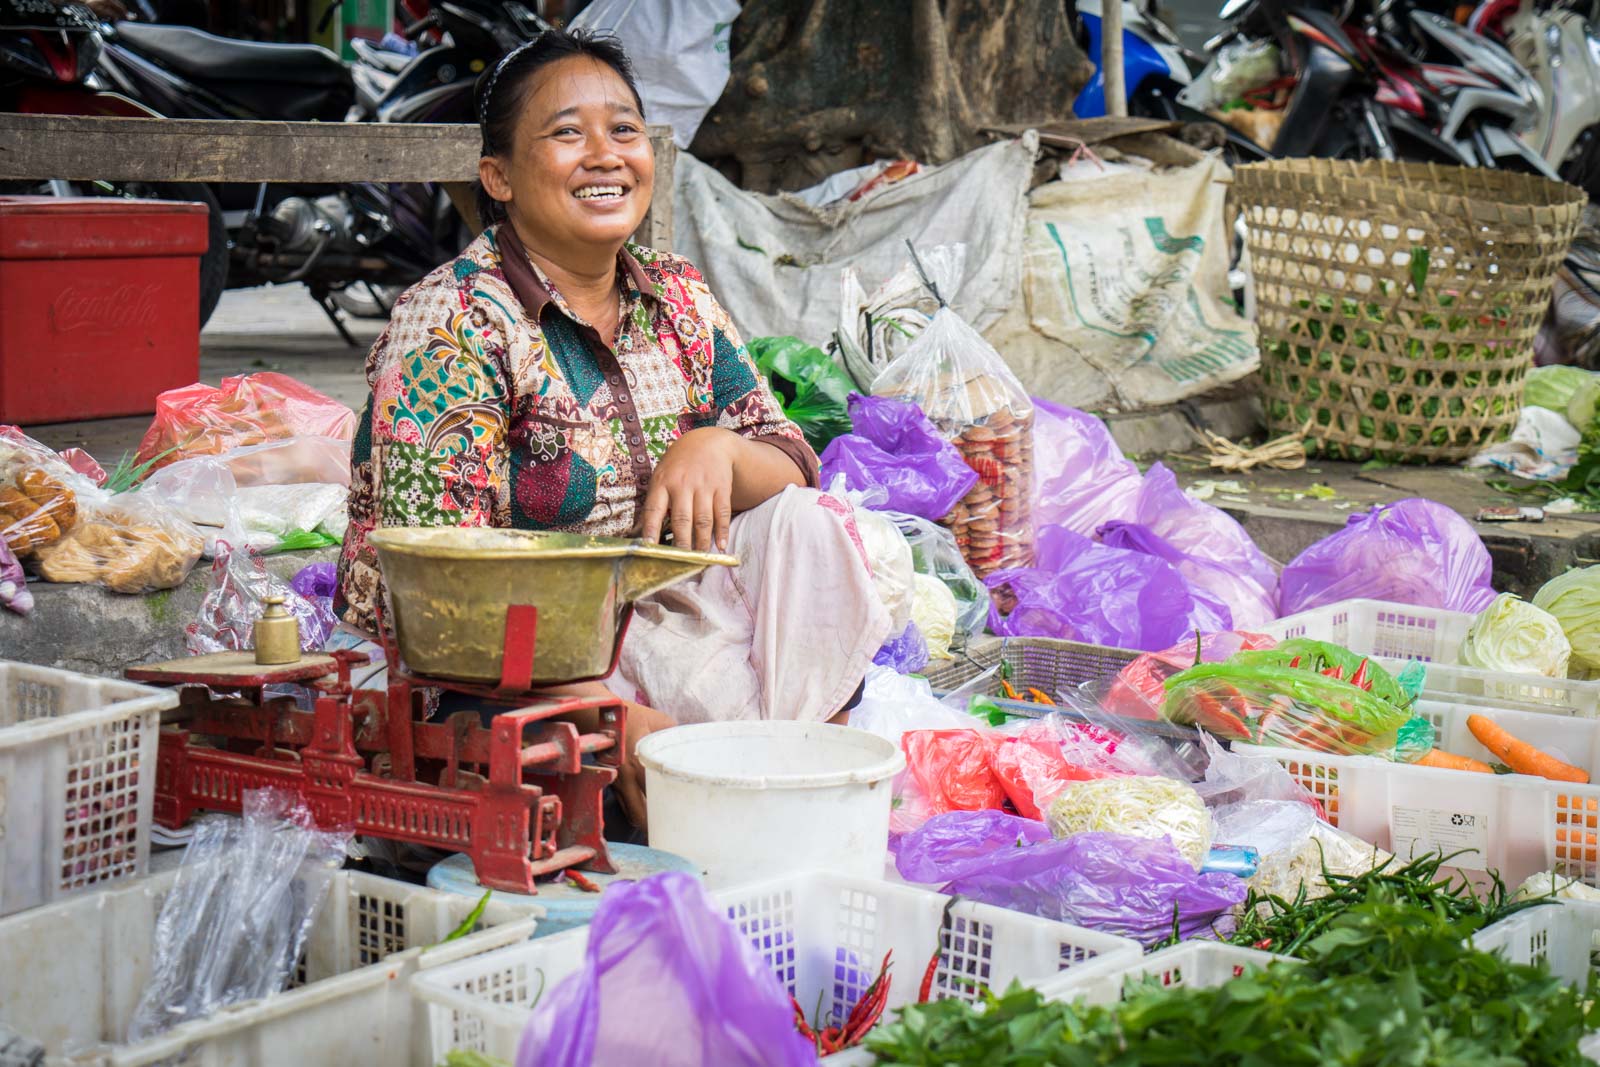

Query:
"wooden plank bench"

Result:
[[0, 114, 675, 248]]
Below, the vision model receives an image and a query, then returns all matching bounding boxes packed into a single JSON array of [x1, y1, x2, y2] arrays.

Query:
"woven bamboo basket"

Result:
[[1234, 159, 1584, 462]]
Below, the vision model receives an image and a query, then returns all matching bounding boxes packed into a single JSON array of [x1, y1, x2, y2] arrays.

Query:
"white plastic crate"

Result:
[[1039, 941, 1295, 1006], [412, 870, 1143, 1065], [1237, 699, 1600, 890], [0, 866, 539, 1066], [1265, 599, 1600, 717], [1473, 899, 1600, 986], [1265, 599, 1475, 663], [0, 661, 176, 917]]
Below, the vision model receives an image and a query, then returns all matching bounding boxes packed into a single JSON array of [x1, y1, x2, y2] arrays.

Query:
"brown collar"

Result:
[[495, 221, 655, 324]]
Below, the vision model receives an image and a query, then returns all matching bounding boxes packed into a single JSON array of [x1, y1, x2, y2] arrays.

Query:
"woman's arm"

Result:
[[638, 291, 818, 551]]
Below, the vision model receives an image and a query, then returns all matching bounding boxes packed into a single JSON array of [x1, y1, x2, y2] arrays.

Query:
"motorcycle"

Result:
[[1471, 0, 1600, 195], [0, 0, 230, 324], [1167, 0, 1548, 170]]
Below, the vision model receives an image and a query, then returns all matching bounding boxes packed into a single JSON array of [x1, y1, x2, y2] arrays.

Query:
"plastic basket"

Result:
[[411, 870, 1142, 1065], [1039, 941, 1295, 1006], [923, 637, 1140, 697], [1472, 898, 1600, 986], [1236, 158, 1584, 462], [0, 660, 176, 918], [0, 866, 539, 1067], [1237, 698, 1600, 890], [1264, 598, 1475, 663], [1264, 598, 1600, 717]]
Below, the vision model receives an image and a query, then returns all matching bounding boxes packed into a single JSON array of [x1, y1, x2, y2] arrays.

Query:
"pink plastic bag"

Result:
[[903, 729, 1008, 814], [1032, 399, 1143, 537], [518, 872, 813, 1067], [1279, 498, 1497, 616], [989, 723, 1116, 820], [136, 373, 356, 473]]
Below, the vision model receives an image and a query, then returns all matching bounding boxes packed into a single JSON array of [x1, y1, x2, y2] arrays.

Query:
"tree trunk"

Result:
[[691, 0, 1096, 193]]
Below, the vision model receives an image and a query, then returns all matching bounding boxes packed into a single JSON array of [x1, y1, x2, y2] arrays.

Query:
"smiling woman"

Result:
[[333, 28, 894, 836]]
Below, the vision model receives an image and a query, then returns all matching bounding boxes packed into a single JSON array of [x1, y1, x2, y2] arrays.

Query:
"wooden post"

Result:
[[1102, 0, 1128, 118]]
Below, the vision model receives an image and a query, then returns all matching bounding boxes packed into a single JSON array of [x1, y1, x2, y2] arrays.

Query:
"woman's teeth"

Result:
[[574, 186, 625, 200]]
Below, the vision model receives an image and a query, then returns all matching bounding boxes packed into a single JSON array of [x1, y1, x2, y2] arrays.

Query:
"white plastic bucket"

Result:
[[636, 721, 905, 886]]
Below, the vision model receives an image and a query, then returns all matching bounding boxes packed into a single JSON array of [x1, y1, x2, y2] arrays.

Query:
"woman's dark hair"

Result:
[[474, 28, 646, 226]]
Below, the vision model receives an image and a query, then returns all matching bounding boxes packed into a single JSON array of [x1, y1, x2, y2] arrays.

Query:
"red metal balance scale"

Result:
[[126, 606, 629, 894]]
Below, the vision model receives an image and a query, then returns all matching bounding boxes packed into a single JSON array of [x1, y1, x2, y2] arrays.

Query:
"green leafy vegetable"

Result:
[[868, 885, 1597, 1066], [1409, 246, 1431, 294]]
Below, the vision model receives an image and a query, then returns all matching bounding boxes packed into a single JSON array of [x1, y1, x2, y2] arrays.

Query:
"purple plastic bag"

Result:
[[0, 538, 31, 617], [894, 809, 1052, 884], [819, 395, 978, 520], [1129, 464, 1279, 628], [290, 562, 338, 648], [897, 813, 1245, 942], [1097, 521, 1236, 631], [518, 872, 813, 1067], [1033, 398, 1143, 537], [874, 622, 930, 674], [1279, 498, 1497, 616], [985, 526, 1231, 651]]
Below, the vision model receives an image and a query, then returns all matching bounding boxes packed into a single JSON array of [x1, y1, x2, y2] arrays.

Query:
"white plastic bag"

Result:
[[570, 0, 739, 149]]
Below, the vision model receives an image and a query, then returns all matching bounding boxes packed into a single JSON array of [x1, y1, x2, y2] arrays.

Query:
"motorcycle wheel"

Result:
[[330, 282, 404, 320], [0, 179, 229, 328]]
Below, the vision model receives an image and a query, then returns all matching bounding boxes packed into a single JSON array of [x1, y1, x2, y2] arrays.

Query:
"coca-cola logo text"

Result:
[[49, 284, 163, 334]]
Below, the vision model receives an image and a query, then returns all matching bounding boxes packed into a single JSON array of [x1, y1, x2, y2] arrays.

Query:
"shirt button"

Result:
[[617, 393, 631, 404], [629, 435, 641, 446], [625, 413, 637, 424], [609, 375, 621, 386]]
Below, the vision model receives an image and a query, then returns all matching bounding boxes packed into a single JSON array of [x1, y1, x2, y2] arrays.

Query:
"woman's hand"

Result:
[[639, 428, 806, 551], [638, 427, 737, 552]]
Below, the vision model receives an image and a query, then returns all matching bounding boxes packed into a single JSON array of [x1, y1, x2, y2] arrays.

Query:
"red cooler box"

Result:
[[0, 196, 211, 424]]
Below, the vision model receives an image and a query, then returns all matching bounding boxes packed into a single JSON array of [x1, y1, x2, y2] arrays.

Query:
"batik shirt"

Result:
[[335, 224, 818, 634]]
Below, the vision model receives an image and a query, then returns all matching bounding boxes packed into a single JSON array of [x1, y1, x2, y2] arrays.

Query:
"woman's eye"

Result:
[[614, 124, 641, 136], [553, 126, 581, 137]]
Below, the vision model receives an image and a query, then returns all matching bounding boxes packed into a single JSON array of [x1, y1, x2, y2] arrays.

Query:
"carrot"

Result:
[[1000, 679, 1021, 701], [1415, 748, 1493, 774], [1465, 714, 1591, 784]]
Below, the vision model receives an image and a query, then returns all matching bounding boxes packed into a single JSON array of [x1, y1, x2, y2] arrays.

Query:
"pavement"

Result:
[[5, 282, 1597, 676]]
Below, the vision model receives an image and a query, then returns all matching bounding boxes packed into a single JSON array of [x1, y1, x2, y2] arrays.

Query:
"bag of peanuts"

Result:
[[0, 429, 93, 561], [872, 270, 1035, 579]]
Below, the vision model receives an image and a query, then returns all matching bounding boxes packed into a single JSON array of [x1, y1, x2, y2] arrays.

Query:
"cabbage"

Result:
[[855, 507, 915, 635], [1458, 592, 1572, 678], [911, 573, 958, 660], [1533, 566, 1600, 674], [1569, 376, 1600, 433], [1525, 366, 1594, 417], [1045, 776, 1213, 870]]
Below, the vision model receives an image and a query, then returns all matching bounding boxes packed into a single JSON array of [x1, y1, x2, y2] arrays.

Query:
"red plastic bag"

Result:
[[990, 726, 1115, 820], [1103, 630, 1277, 722], [902, 730, 1006, 815], [136, 373, 356, 472]]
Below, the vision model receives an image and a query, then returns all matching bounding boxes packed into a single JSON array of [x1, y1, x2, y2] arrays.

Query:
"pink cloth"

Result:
[[615, 486, 892, 724]]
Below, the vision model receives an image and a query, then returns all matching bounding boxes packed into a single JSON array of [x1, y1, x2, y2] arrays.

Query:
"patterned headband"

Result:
[[479, 36, 543, 154]]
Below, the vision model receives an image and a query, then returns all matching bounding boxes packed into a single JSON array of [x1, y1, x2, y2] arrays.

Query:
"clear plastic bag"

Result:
[[871, 245, 1035, 578], [891, 511, 987, 650], [32, 491, 204, 594], [135, 373, 356, 473], [0, 429, 98, 561], [1043, 776, 1214, 870], [517, 872, 814, 1067], [1103, 631, 1279, 723], [185, 544, 328, 654], [0, 537, 30, 616], [140, 436, 351, 557], [1178, 37, 1282, 111], [127, 790, 349, 1042]]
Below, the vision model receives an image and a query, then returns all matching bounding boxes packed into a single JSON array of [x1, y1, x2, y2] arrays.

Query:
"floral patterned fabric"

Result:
[[336, 225, 816, 633]]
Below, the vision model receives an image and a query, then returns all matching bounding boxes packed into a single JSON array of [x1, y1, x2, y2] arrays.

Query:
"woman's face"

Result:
[[481, 55, 654, 257]]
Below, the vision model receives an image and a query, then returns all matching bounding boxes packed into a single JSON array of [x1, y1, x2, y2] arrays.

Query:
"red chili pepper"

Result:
[[918, 946, 940, 1003], [1288, 656, 1301, 669], [1321, 665, 1344, 681], [1253, 938, 1274, 950], [1349, 658, 1371, 691], [790, 996, 819, 1045], [564, 870, 602, 893]]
